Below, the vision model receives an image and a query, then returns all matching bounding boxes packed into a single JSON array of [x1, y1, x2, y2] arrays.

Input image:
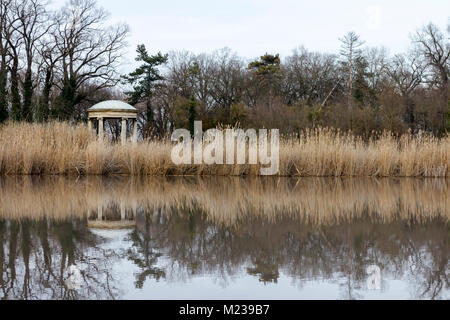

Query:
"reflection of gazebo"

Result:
[[87, 200, 136, 230], [87, 100, 138, 144]]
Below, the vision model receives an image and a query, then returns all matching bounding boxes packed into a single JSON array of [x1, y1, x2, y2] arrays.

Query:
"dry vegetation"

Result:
[[0, 122, 448, 177], [0, 176, 448, 226]]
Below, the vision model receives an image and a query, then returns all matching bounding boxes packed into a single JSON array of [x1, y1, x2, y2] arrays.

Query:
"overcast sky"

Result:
[[51, 0, 449, 68]]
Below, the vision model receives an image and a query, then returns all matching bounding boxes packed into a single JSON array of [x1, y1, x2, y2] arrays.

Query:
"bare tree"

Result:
[[412, 22, 449, 133], [0, 0, 12, 122], [364, 47, 389, 95], [13, 0, 52, 121], [4, 1, 22, 121], [35, 32, 62, 121], [210, 48, 245, 120], [413, 23, 449, 94], [53, 0, 129, 119], [339, 32, 365, 115], [167, 50, 243, 121], [386, 53, 425, 125], [284, 46, 340, 107], [387, 53, 425, 97]]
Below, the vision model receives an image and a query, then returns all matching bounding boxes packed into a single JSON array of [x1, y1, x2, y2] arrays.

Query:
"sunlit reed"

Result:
[[0, 122, 448, 177]]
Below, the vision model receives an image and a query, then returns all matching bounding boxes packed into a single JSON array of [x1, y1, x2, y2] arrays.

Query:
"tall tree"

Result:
[[339, 32, 365, 118], [188, 95, 197, 135], [413, 23, 449, 93], [283, 47, 339, 106], [14, 0, 52, 122], [386, 53, 425, 126], [36, 39, 61, 122], [248, 53, 281, 108], [124, 44, 168, 137], [53, 0, 129, 120], [412, 22, 450, 133], [4, 1, 22, 121], [210, 48, 244, 119], [0, 0, 11, 122]]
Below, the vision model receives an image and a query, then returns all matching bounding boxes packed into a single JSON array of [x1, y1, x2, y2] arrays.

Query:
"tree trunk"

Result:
[[37, 67, 52, 122], [22, 66, 33, 122], [10, 56, 21, 121], [0, 53, 8, 123]]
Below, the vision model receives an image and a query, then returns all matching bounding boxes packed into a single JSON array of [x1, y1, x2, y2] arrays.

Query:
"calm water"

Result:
[[0, 177, 448, 300]]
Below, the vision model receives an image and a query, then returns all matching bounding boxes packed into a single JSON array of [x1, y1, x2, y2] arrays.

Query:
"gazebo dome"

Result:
[[87, 100, 138, 119], [89, 100, 137, 112]]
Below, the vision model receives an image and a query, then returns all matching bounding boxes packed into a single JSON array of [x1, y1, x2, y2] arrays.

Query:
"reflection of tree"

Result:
[[0, 189, 448, 300], [404, 223, 449, 300], [132, 207, 448, 300], [127, 212, 165, 289], [21, 220, 32, 299], [0, 219, 120, 300], [0, 221, 6, 296]]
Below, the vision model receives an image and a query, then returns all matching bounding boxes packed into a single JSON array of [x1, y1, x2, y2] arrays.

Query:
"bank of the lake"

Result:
[[0, 122, 448, 177]]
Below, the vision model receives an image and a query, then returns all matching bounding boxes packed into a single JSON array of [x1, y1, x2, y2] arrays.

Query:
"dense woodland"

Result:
[[0, 0, 449, 138]]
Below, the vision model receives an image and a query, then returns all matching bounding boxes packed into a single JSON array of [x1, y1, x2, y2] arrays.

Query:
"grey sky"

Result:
[[52, 0, 449, 66]]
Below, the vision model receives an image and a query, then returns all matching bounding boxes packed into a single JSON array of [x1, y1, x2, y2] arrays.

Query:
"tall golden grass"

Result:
[[0, 176, 448, 226], [0, 121, 448, 176]]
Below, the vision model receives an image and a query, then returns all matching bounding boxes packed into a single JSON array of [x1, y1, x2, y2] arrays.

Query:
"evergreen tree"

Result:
[[55, 78, 84, 120], [124, 44, 168, 137], [248, 54, 281, 108], [353, 56, 375, 106], [248, 54, 281, 77], [22, 71, 33, 122], [10, 54, 21, 121]]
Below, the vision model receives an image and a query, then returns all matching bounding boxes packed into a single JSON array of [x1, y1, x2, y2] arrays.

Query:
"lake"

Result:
[[0, 177, 448, 300]]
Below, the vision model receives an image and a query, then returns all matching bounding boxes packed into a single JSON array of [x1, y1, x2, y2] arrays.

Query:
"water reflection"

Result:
[[0, 177, 448, 300]]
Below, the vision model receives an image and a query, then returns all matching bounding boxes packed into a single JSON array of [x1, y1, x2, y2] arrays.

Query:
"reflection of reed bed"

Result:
[[0, 122, 449, 177], [0, 177, 448, 225], [140, 178, 450, 226]]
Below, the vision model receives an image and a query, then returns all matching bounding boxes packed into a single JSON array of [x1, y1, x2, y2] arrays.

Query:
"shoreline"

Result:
[[1, 122, 448, 178], [1, 173, 449, 178]]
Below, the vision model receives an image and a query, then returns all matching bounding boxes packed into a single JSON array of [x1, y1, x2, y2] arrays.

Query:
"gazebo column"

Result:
[[88, 118, 93, 132], [121, 118, 127, 145], [120, 201, 126, 220], [98, 117, 104, 141], [97, 204, 103, 221], [132, 119, 138, 144]]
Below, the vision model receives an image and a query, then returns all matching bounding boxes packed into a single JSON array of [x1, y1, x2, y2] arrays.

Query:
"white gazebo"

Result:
[[87, 100, 138, 144]]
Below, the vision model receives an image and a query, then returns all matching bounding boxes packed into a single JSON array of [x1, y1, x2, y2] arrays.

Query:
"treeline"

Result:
[[0, 0, 449, 138], [131, 29, 450, 138], [0, 0, 128, 123]]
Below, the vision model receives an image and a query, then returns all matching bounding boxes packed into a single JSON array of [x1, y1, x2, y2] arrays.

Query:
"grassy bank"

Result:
[[0, 122, 448, 177]]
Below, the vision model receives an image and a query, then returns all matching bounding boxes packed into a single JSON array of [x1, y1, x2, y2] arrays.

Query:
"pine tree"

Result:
[[248, 54, 281, 108], [124, 44, 168, 137]]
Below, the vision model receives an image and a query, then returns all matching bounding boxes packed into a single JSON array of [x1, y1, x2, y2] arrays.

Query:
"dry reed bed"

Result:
[[0, 176, 448, 226], [0, 122, 449, 177]]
